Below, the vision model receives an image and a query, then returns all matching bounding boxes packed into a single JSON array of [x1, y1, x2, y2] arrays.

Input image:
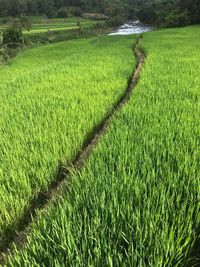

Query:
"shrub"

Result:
[[0, 30, 9, 64], [2, 27, 24, 48], [68, 6, 82, 17], [0, 44, 9, 64], [20, 15, 32, 31], [106, 15, 125, 27], [164, 10, 190, 27]]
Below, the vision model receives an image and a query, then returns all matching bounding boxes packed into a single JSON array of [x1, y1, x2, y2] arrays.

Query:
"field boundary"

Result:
[[0, 36, 146, 265]]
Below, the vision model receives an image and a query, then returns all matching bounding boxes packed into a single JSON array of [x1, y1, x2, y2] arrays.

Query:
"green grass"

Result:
[[0, 35, 135, 242], [23, 21, 103, 35], [0, 17, 104, 35], [23, 26, 78, 35], [6, 26, 200, 266], [30, 16, 98, 24]]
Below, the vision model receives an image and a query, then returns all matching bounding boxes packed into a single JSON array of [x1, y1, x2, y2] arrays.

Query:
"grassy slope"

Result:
[[6, 26, 200, 267], [0, 35, 135, 240]]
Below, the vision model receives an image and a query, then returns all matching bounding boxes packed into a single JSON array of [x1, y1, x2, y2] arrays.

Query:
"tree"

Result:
[[20, 15, 32, 31], [138, 2, 156, 24], [36, 0, 55, 18], [3, 27, 24, 48], [0, 0, 199, 27], [164, 10, 190, 27], [57, 6, 69, 17], [26, 0, 37, 15], [137, 0, 199, 28]]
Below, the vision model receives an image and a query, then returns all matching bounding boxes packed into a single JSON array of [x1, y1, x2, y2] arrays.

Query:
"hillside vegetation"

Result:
[[0, 0, 200, 27]]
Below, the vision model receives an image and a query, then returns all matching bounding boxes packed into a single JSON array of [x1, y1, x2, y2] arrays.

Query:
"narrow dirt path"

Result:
[[0, 36, 146, 265]]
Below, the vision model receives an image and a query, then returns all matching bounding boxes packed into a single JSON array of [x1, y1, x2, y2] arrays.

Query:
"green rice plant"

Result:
[[26, 19, 102, 35], [23, 26, 79, 35], [0, 17, 103, 35], [23, 21, 102, 35], [0, 35, 135, 243], [30, 17, 98, 25], [6, 26, 200, 266]]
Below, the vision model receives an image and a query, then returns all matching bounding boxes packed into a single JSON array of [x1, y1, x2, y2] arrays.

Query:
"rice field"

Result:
[[2, 26, 200, 266], [0, 35, 135, 245], [0, 17, 103, 35], [23, 21, 103, 35]]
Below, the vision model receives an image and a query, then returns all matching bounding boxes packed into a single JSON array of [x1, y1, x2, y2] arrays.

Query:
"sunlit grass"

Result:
[[0, 34, 135, 242], [0, 17, 104, 35], [23, 21, 103, 35], [6, 26, 200, 266]]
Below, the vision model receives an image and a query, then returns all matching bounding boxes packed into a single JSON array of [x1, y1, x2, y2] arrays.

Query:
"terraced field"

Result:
[[0, 17, 103, 35], [0, 35, 135, 250], [1, 26, 200, 266], [23, 20, 103, 35]]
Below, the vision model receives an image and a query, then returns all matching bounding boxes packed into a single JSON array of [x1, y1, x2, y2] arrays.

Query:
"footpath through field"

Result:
[[2, 26, 200, 266]]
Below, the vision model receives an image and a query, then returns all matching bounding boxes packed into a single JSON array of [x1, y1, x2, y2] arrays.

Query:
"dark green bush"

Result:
[[68, 6, 82, 17], [106, 15, 125, 27], [19, 15, 32, 31], [57, 7, 70, 18], [3, 27, 24, 48], [164, 10, 190, 27], [0, 30, 9, 64], [0, 44, 9, 64]]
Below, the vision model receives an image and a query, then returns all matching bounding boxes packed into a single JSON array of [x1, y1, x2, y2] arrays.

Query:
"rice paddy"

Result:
[[0, 17, 103, 35], [0, 34, 135, 246], [1, 25, 200, 266], [23, 21, 103, 35]]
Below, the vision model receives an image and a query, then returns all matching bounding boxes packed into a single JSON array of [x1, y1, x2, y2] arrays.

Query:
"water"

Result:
[[108, 20, 153, 36]]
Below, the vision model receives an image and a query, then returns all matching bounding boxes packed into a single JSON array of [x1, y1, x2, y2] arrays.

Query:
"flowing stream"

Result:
[[108, 20, 153, 36]]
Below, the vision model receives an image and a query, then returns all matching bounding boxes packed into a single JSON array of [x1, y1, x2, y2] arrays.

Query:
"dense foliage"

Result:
[[138, 0, 200, 27], [0, 29, 9, 64], [2, 27, 24, 47], [0, 0, 134, 19], [0, 0, 199, 28]]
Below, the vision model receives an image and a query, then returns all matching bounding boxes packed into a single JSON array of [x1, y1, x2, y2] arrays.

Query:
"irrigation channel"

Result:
[[108, 20, 153, 35], [0, 37, 146, 265]]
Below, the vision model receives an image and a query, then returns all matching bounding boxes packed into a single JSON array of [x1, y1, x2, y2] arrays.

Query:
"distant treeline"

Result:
[[0, 0, 138, 20], [138, 0, 200, 28], [0, 0, 199, 28]]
